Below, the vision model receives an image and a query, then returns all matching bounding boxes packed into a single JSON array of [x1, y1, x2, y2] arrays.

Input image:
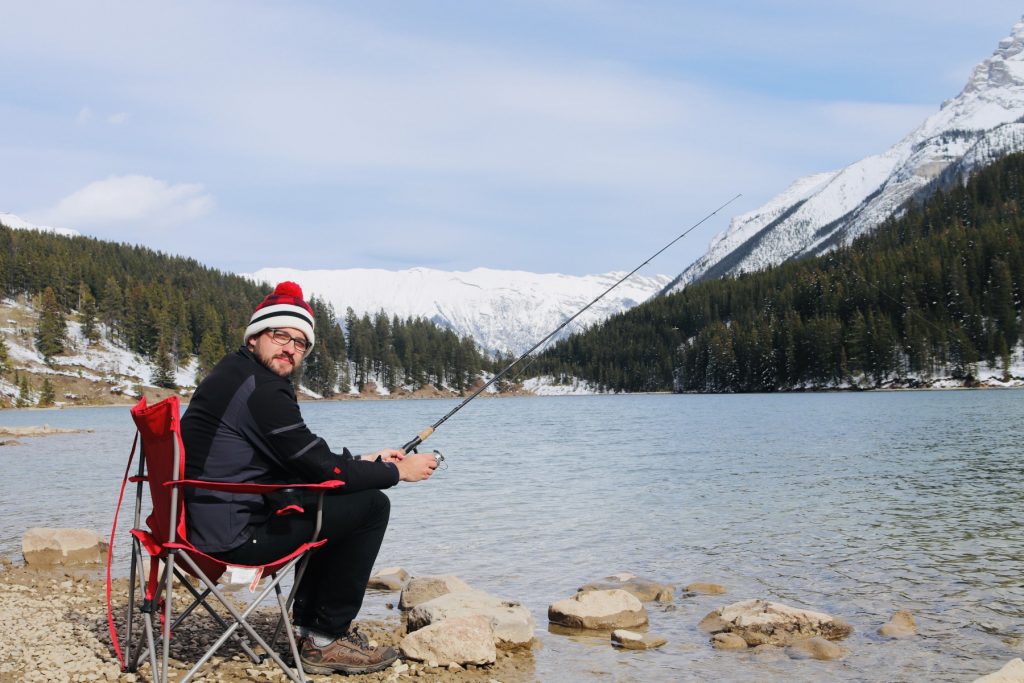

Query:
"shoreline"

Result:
[[0, 559, 536, 683], [1, 380, 1022, 414]]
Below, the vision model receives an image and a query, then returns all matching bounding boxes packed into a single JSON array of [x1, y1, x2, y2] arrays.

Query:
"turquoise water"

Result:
[[2, 391, 1022, 681]]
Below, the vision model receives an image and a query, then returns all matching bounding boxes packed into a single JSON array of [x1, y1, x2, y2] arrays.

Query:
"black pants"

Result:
[[213, 489, 391, 637]]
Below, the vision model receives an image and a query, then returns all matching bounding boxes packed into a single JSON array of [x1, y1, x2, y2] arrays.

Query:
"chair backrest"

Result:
[[130, 396, 187, 549]]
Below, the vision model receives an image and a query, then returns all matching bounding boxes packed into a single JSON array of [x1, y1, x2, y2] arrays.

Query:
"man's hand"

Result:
[[361, 448, 405, 464], [395, 452, 438, 482]]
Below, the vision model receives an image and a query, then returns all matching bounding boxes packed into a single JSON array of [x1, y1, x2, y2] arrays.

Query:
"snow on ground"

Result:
[[521, 376, 604, 396]]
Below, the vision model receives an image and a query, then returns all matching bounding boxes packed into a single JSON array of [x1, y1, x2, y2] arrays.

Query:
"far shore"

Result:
[[0, 377, 1022, 416]]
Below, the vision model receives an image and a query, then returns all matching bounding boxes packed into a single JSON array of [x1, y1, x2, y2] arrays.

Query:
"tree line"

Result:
[[0, 226, 496, 395], [535, 152, 1024, 392]]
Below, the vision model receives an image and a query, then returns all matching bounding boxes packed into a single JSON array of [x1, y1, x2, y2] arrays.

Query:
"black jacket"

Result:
[[181, 347, 399, 552]]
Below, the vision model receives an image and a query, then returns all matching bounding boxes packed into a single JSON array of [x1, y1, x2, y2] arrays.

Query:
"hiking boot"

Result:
[[299, 630, 398, 675]]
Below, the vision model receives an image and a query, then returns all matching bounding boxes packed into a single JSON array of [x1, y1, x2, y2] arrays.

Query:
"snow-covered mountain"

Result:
[[245, 267, 672, 354], [0, 212, 79, 237], [665, 17, 1024, 293]]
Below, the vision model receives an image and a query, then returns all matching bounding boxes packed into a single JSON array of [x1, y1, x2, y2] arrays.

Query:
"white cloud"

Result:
[[32, 175, 214, 230], [75, 106, 93, 125], [106, 112, 130, 125]]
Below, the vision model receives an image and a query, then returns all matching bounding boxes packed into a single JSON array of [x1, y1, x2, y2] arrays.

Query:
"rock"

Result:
[[878, 610, 917, 638], [22, 528, 108, 566], [685, 582, 727, 595], [368, 566, 410, 591], [407, 589, 536, 648], [400, 575, 474, 610], [401, 617, 496, 667], [579, 574, 674, 602], [973, 658, 1024, 683], [711, 633, 748, 650], [788, 636, 847, 661], [548, 589, 648, 630], [611, 629, 667, 650], [700, 599, 852, 647]]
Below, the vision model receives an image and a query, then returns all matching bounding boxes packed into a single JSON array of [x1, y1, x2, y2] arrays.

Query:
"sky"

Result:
[[1, 1, 1022, 277]]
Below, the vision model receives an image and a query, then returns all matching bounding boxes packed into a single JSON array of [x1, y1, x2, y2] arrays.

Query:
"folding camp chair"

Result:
[[106, 395, 344, 683]]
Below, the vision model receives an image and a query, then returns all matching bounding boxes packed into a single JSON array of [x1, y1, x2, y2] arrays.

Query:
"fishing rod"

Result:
[[401, 193, 743, 461]]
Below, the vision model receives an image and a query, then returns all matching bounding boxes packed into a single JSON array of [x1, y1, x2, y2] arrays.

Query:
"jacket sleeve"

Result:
[[246, 380, 400, 491]]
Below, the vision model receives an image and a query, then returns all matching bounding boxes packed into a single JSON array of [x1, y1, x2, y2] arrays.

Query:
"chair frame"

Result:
[[114, 396, 343, 683]]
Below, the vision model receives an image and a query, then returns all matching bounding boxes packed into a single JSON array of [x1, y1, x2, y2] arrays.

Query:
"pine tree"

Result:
[[35, 286, 66, 361], [152, 335, 177, 389], [39, 378, 55, 407], [16, 375, 31, 407], [78, 282, 100, 343], [0, 334, 9, 378], [196, 329, 225, 383]]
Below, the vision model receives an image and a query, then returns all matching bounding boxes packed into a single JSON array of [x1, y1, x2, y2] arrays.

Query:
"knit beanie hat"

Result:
[[243, 281, 316, 350]]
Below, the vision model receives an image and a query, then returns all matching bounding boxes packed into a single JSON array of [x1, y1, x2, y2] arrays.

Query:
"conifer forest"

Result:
[[0, 228, 493, 396], [535, 153, 1024, 392]]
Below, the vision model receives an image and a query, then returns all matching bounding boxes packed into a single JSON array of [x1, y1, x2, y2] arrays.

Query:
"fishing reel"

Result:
[[406, 446, 447, 471], [431, 449, 447, 470]]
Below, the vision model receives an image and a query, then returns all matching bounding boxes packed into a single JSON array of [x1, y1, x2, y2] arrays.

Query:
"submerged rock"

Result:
[[612, 629, 667, 650], [548, 589, 648, 630], [579, 573, 674, 603], [399, 615, 496, 666], [399, 575, 473, 610], [407, 589, 536, 648], [685, 582, 727, 595], [878, 609, 917, 638], [972, 658, 1024, 683], [22, 528, 107, 567], [788, 636, 847, 661], [711, 632, 748, 650], [700, 599, 852, 647]]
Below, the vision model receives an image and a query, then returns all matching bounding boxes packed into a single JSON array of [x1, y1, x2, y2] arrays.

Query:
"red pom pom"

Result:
[[274, 281, 304, 299]]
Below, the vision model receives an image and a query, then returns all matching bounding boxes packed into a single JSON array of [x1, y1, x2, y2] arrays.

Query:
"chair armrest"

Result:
[[164, 479, 345, 494]]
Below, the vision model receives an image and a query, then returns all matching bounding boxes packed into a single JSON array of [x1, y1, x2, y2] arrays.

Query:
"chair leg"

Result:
[[270, 552, 311, 650], [176, 554, 308, 683], [274, 578, 308, 682], [172, 569, 262, 664], [125, 538, 138, 672], [126, 545, 160, 679], [160, 551, 177, 683]]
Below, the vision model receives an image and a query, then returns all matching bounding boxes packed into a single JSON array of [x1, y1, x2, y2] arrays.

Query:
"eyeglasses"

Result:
[[264, 328, 310, 353]]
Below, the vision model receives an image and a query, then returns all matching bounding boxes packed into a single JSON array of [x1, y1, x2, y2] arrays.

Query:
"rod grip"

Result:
[[401, 427, 435, 454]]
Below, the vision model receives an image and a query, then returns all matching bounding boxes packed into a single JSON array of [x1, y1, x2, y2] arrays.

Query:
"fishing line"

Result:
[[401, 193, 743, 461]]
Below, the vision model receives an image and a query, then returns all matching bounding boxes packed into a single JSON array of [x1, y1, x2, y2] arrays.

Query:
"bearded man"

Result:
[[181, 281, 437, 675]]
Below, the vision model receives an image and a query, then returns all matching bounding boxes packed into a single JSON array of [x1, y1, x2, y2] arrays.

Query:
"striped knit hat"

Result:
[[243, 281, 315, 350]]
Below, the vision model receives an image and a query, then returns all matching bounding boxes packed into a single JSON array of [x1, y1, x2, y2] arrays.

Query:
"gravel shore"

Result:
[[0, 559, 537, 683]]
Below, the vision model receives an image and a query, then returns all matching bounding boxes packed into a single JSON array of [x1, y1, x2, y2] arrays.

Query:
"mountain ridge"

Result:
[[246, 266, 672, 355], [667, 16, 1024, 292]]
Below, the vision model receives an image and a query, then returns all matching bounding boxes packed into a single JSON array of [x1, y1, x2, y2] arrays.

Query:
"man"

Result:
[[181, 281, 437, 675]]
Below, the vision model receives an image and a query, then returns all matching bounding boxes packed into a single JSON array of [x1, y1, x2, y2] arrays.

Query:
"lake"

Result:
[[2, 391, 1022, 682]]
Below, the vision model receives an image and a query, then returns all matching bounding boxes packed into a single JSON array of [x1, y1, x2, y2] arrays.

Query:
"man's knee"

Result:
[[367, 489, 391, 524]]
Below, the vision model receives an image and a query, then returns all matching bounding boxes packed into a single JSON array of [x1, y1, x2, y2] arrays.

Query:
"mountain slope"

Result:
[[666, 16, 1024, 293], [246, 267, 671, 354]]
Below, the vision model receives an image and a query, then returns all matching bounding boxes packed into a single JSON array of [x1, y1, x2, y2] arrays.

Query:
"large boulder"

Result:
[[22, 528, 107, 567], [579, 573, 674, 603], [407, 589, 536, 648], [548, 589, 648, 630], [699, 599, 851, 647], [399, 614, 496, 666], [399, 575, 474, 610], [973, 659, 1024, 683]]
